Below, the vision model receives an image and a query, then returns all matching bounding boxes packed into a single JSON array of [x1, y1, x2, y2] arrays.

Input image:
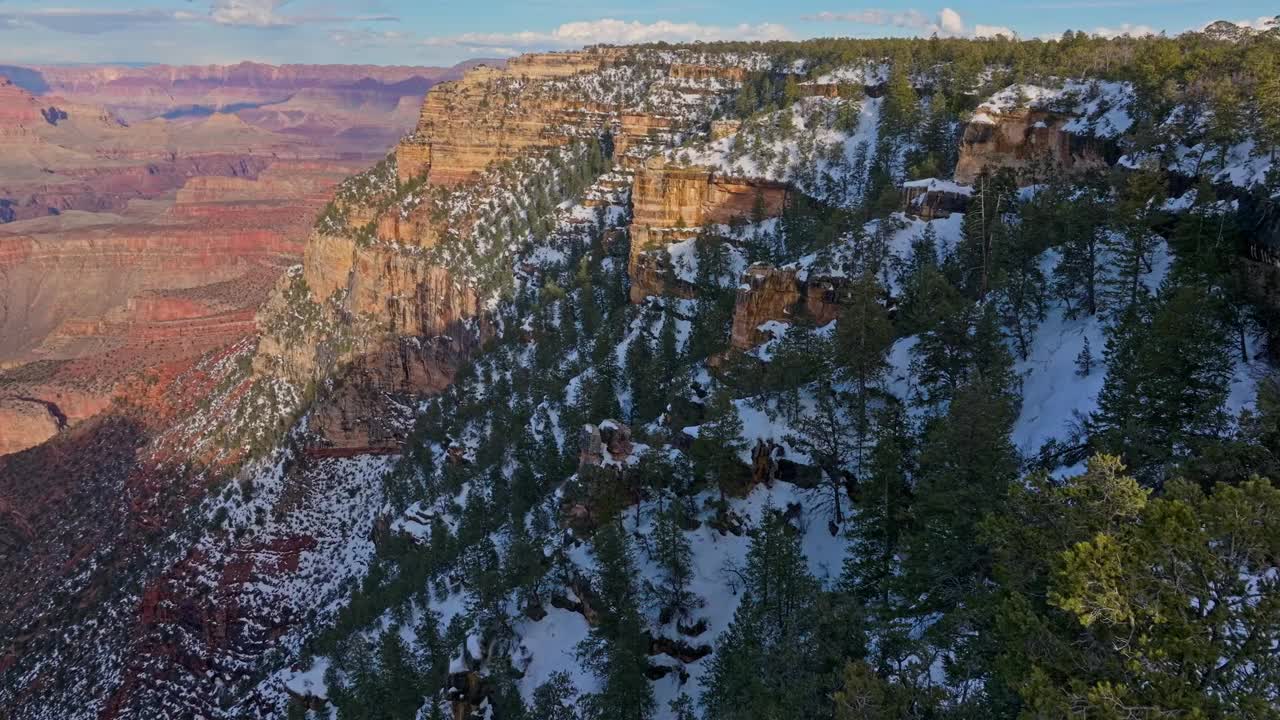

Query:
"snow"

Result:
[[668, 96, 882, 208], [808, 61, 890, 87], [902, 177, 973, 197], [513, 607, 594, 703], [665, 236, 747, 286], [281, 657, 330, 699], [971, 80, 1135, 138]]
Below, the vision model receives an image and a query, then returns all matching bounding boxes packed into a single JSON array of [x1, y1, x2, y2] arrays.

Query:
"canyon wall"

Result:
[[728, 265, 849, 351], [627, 156, 789, 301], [953, 108, 1110, 185]]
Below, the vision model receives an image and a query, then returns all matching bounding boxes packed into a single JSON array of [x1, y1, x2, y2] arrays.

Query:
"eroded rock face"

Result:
[[394, 50, 697, 187], [255, 228, 493, 452], [628, 156, 789, 301], [0, 397, 64, 455], [954, 108, 1110, 185], [728, 264, 849, 351], [578, 421, 635, 469], [396, 55, 622, 186]]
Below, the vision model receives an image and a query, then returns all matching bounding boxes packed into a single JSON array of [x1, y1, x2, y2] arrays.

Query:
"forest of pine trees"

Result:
[[285, 24, 1280, 720]]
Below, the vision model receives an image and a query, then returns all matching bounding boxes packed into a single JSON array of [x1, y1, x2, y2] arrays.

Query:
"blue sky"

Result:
[[0, 0, 1275, 66]]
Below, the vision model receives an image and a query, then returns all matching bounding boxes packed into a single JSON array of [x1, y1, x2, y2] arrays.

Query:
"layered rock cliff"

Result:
[[254, 49, 745, 450], [628, 156, 789, 301], [953, 81, 1133, 184], [728, 265, 849, 351]]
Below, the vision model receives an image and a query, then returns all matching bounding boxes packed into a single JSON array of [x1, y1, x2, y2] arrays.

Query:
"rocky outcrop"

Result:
[[395, 51, 701, 186], [901, 178, 971, 219], [0, 397, 64, 455], [954, 108, 1110, 185], [628, 156, 789, 301], [0, 78, 43, 137], [728, 264, 849, 351], [255, 228, 493, 451], [578, 421, 636, 469]]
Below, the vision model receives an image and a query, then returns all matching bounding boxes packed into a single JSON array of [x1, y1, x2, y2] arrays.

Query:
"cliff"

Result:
[[628, 156, 789, 301], [953, 82, 1133, 185], [254, 49, 747, 449], [728, 265, 848, 351], [27, 60, 482, 122], [953, 108, 1110, 184], [394, 50, 699, 187]]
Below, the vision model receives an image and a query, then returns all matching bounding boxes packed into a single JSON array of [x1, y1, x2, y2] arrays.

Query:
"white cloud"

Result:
[[802, 10, 934, 30], [938, 8, 965, 35], [1087, 23, 1158, 38], [974, 24, 1017, 38], [805, 7, 1017, 39], [421, 18, 795, 51], [210, 0, 290, 27]]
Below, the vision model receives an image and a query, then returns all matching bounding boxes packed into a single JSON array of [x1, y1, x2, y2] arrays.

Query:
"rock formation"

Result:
[[628, 156, 789, 301], [728, 264, 849, 351], [254, 50, 743, 450], [953, 108, 1110, 185]]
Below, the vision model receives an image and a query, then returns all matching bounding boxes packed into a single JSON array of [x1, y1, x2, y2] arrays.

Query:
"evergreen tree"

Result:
[[648, 501, 699, 623], [835, 273, 894, 475], [691, 388, 748, 507], [1100, 169, 1166, 317], [987, 456, 1280, 718], [1092, 282, 1234, 483], [842, 400, 915, 612], [669, 693, 699, 720], [656, 300, 682, 377], [785, 381, 855, 530], [701, 512, 825, 720], [757, 319, 832, 423], [955, 168, 1016, 298], [530, 671, 581, 720], [992, 220, 1048, 360], [903, 378, 1020, 612], [1048, 179, 1107, 318], [576, 523, 655, 720], [624, 322, 664, 425], [1074, 336, 1095, 377]]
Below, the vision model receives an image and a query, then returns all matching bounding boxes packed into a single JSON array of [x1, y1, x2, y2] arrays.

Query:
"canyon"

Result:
[[0, 61, 477, 458], [0, 31, 1276, 720]]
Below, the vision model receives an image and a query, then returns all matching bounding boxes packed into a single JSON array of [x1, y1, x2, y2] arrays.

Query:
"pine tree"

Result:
[[576, 522, 655, 720], [988, 456, 1280, 718], [835, 273, 894, 477], [669, 693, 699, 720], [956, 168, 1016, 298], [992, 219, 1048, 360], [1092, 282, 1234, 483], [1074, 336, 1095, 377], [657, 302, 682, 382], [701, 512, 825, 720], [785, 381, 854, 530], [583, 334, 623, 422], [624, 322, 663, 425], [530, 671, 581, 720], [903, 378, 1020, 612], [649, 501, 698, 623], [842, 400, 915, 612], [691, 388, 748, 507], [1101, 169, 1166, 317], [1049, 180, 1107, 318]]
